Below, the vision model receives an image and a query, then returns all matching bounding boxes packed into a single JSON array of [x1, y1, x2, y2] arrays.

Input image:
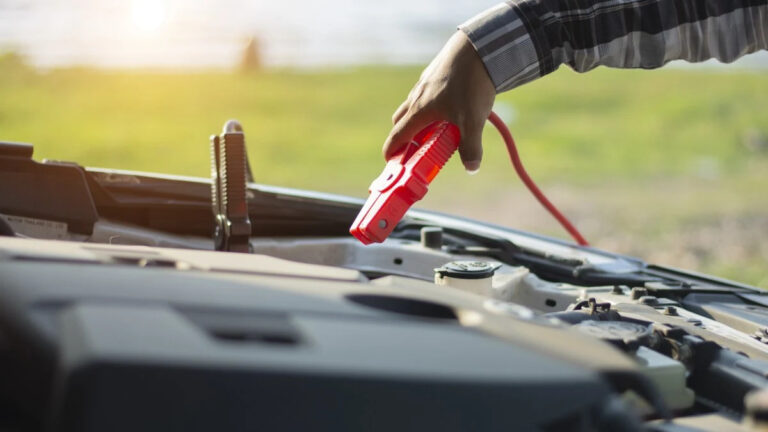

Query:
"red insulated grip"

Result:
[[407, 121, 460, 184], [350, 121, 460, 245]]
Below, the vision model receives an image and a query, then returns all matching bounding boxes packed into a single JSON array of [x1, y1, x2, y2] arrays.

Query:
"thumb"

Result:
[[458, 121, 484, 174], [382, 108, 438, 160]]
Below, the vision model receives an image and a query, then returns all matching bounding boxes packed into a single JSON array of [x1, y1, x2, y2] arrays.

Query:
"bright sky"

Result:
[[130, 0, 168, 33], [1, 0, 766, 69], [0, 0, 500, 68]]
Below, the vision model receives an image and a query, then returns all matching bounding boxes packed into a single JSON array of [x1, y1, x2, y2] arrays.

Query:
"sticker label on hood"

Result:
[[0, 214, 68, 239]]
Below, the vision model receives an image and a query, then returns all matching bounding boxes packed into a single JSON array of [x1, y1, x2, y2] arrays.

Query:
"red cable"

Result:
[[487, 111, 589, 246]]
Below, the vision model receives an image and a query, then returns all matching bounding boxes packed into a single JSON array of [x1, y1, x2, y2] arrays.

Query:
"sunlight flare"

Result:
[[131, 0, 167, 33]]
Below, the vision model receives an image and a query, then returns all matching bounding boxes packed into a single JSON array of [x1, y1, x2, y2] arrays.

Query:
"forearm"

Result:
[[460, 0, 768, 93]]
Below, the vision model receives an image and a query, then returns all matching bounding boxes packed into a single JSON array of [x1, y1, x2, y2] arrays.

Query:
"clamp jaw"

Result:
[[350, 121, 460, 244], [210, 120, 253, 253]]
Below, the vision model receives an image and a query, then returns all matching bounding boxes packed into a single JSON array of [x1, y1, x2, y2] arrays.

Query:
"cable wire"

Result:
[[487, 111, 590, 246]]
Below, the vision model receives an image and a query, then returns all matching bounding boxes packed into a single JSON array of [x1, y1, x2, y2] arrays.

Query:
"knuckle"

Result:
[[411, 99, 427, 112], [408, 81, 424, 99]]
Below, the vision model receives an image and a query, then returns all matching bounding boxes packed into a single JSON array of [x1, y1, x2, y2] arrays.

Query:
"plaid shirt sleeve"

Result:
[[460, 0, 768, 93]]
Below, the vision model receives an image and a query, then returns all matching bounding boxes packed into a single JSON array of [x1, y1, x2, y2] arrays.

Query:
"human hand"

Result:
[[383, 31, 495, 173]]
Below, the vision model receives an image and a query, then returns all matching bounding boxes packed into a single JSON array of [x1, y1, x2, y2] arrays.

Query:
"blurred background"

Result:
[[1, 0, 767, 287]]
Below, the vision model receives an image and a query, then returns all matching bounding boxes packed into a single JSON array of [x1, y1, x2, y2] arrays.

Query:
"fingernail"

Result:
[[463, 160, 480, 175]]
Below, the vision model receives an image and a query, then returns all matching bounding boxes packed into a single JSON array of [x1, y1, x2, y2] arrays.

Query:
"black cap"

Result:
[[435, 261, 500, 280]]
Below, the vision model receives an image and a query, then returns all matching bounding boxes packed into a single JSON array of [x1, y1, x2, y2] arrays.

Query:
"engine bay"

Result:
[[3, 138, 768, 431]]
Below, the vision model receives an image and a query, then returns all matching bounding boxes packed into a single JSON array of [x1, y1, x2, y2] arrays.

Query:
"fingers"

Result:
[[391, 100, 409, 125], [458, 120, 484, 174], [385, 100, 486, 175], [382, 107, 438, 160]]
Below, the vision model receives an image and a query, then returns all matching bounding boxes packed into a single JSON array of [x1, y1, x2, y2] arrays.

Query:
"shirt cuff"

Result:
[[459, 1, 543, 93]]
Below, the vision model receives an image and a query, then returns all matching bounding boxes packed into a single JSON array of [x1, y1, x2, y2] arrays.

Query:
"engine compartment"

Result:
[[3, 142, 768, 431], [0, 235, 626, 431], [2, 220, 768, 431]]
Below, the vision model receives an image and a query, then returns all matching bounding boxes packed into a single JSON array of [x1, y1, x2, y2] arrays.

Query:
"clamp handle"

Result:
[[350, 121, 460, 245]]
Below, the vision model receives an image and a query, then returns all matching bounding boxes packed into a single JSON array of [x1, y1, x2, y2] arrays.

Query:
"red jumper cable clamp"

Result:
[[350, 112, 590, 247], [349, 121, 460, 245]]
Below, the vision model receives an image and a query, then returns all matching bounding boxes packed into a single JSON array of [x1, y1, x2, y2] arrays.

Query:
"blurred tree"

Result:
[[239, 37, 262, 73], [0, 51, 30, 71]]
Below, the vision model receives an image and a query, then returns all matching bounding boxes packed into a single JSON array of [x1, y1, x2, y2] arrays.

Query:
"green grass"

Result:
[[3, 62, 767, 191], [1, 56, 766, 287]]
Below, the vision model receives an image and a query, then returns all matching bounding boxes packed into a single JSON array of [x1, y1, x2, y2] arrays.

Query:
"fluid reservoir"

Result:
[[434, 261, 500, 295]]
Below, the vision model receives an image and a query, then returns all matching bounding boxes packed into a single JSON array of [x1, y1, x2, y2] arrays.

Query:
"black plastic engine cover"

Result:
[[0, 240, 614, 432]]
